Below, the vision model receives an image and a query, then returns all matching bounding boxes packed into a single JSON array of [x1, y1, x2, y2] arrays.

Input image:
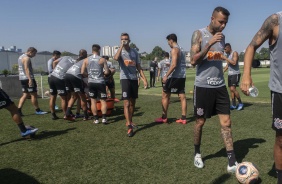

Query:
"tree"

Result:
[[145, 46, 166, 60], [238, 52, 245, 62], [61, 51, 77, 56], [259, 47, 270, 60], [12, 64, 18, 74], [129, 43, 139, 52]]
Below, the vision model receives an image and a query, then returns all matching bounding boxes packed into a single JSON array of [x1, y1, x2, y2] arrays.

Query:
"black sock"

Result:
[[232, 98, 236, 106], [102, 114, 106, 119], [18, 108, 22, 113], [83, 110, 88, 118], [277, 169, 282, 184], [237, 98, 242, 104], [18, 123, 27, 133], [35, 108, 40, 112], [227, 150, 236, 166], [52, 112, 57, 118], [66, 107, 71, 116], [181, 115, 186, 120], [194, 144, 201, 155], [94, 115, 98, 120], [162, 114, 167, 119]]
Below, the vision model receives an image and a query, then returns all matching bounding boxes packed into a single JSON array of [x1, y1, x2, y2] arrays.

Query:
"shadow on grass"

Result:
[[0, 168, 40, 184], [107, 106, 145, 124], [35, 128, 76, 140], [210, 173, 231, 184], [133, 120, 169, 134], [203, 138, 266, 162]]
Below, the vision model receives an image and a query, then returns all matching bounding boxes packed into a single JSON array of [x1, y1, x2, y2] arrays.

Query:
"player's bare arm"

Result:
[[223, 51, 238, 66], [137, 64, 148, 87], [101, 58, 110, 76], [164, 47, 178, 77], [241, 14, 278, 94], [81, 58, 88, 78], [52, 58, 60, 69]]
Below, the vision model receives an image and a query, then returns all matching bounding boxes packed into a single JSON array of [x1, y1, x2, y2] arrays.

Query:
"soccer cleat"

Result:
[[102, 118, 108, 125], [194, 153, 204, 169], [127, 125, 134, 137], [230, 105, 237, 110], [52, 115, 59, 120], [21, 128, 38, 137], [35, 110, 48, 115], [93, 119, 99, 124], [64, 115, 75, 121], [227, 162, 238, 173], [75, 113, 83, 118], [176, 119, 187, 124], [237, 103, 244, 111], [83, 116, 91, 121], [155, 117, 168, 123]]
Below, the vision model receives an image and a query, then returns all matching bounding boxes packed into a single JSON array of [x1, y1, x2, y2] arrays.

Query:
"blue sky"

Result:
[[1, 0, 282, 54]]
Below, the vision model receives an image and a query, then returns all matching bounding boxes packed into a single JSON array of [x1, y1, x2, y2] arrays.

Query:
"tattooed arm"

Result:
[[241, 14, 279, 95]]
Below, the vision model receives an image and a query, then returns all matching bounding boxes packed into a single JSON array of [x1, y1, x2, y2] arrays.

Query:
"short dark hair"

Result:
[[225, 43, 231, 48], [53, 50, 61, 56], [92, 44, 101, 52], [27, 47, 37, 53], [164, 52, 169, 58], [102, 56, 109, 60], [213, 6, 230, 16], [166, 33, 177, 42], [121, 32, 129, 37]]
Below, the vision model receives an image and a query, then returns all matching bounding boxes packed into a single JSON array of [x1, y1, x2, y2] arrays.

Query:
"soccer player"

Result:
[[47, 50, 61, 110], [157, 52, 171, 87], [103, 56, 117, 100], [0, 88, 38, 137], [81, 44, 110, 124], [190, 7, 238, 172], [49, 56, 76, 120], [17, 47, 47, 116], [223, 43, 243, 110], [155, 34, 187, 124], [64, 49, 89, 120], [240, 11, 282, 183], [149, 57, 158, 88], [113, 32, 148, 137]]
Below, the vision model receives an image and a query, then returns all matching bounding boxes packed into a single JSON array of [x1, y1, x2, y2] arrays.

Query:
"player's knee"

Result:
[[275, 134, 282, 148]]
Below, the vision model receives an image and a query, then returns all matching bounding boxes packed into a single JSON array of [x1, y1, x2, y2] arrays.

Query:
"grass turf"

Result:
[[0, 67, 277, 183]]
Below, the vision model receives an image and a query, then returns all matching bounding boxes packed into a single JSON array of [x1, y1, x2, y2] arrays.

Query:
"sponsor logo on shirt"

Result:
[[207, 51, 223, 61], [207, 77, 223, 86]]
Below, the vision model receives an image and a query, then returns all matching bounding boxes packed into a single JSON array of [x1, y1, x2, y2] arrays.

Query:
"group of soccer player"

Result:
[[2, 5, 282, 183]]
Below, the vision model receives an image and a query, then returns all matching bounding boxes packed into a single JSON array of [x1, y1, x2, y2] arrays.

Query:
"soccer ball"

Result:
[[235, 162, 259, 184]]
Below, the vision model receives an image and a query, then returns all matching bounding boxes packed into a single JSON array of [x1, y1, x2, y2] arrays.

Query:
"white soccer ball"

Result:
[[236, 162, 259, 184]]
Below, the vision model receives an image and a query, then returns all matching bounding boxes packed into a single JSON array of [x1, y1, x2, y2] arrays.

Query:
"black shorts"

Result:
[[163, 78, 186, 94], [228, 74, 241, 87], [20, 79, 37, 93], [65, 74, 84, 93], [271, 91, 282, 131], [49, 75, 67, 96], [0, 88, 13, 109], [105, 77, 115, 89], [121, 79, 138, 99], [193, 86, 230, 118], [88, 83, 107, 99]]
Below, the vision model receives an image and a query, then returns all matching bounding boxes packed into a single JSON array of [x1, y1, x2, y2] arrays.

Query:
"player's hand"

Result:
[[240, 74, 253, 96], [143, 80, 148, 89], [28, 79, 33, 87], [209, 32, 223, 46]]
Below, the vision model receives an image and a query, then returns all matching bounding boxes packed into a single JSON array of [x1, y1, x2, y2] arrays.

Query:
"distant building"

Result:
[[102, 46, 112, 57], [111, 46, 119, 56], [0, 45, 22, 53]]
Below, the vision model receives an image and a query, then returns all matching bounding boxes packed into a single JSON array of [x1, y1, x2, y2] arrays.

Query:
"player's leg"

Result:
[[155, 78, 171, 123], [99, 83, 108, 124]]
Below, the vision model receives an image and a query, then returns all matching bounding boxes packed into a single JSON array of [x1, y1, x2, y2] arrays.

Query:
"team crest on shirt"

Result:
[[197, 108, 204, 116]]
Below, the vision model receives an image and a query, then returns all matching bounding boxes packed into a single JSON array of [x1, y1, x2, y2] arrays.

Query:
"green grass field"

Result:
[[0, 67, 277, 183]]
